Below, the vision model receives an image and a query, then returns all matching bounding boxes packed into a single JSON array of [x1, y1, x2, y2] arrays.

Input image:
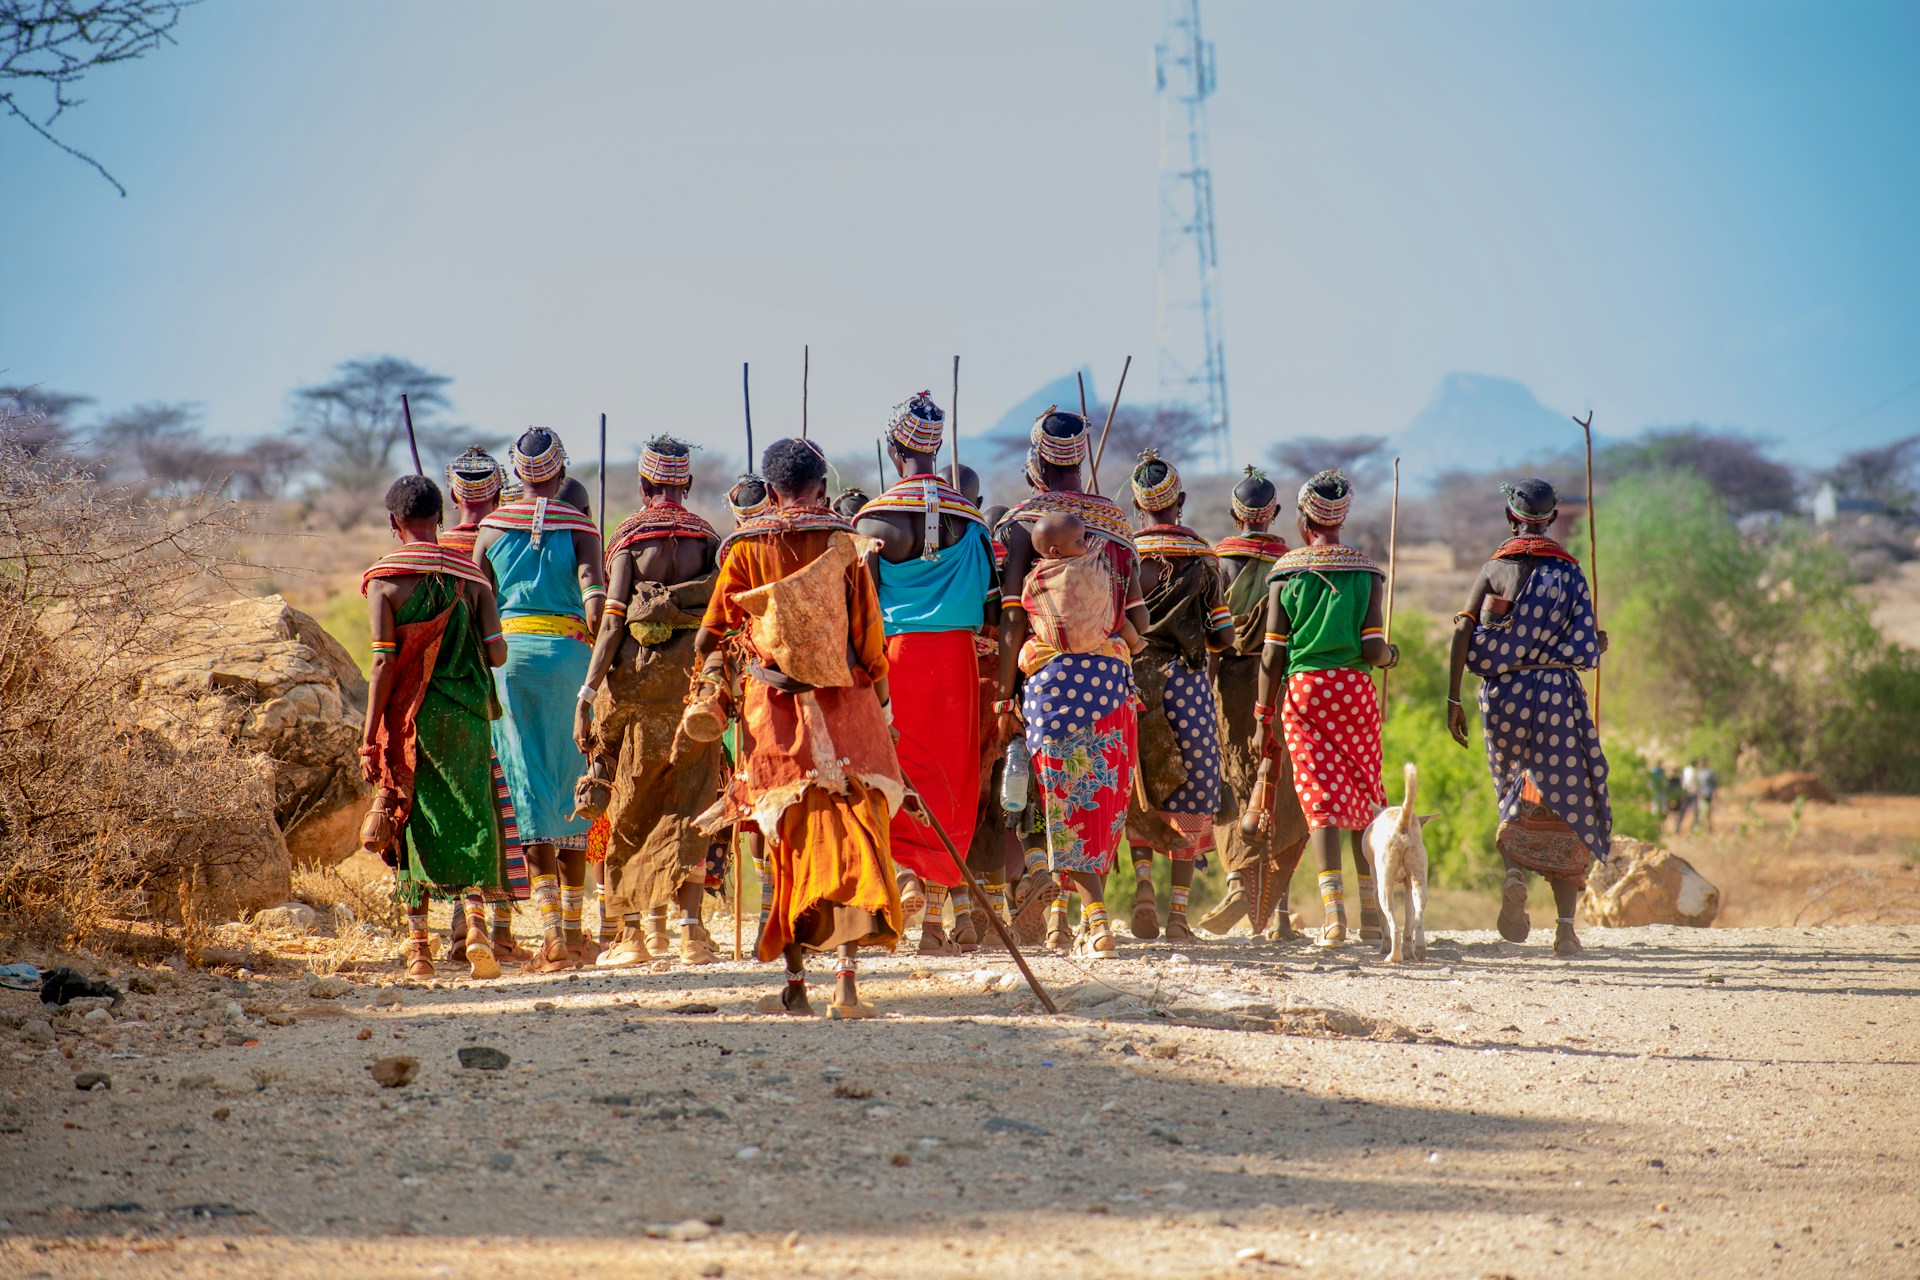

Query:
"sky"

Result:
[[2, 0, 1917, 475]]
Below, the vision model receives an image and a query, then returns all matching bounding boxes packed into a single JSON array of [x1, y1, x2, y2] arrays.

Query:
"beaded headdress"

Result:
[[510, 430, 568, 484], [445, 446, 504, 504], [1231, 464, 1278, 524], [888, 391, 946, 454], [1029, 406, 1089, 469], [1297, 469, 1352, 526], [726, 474, 770, 522], [1130, 449, 1181, 512], [638, 435, 693, 487]]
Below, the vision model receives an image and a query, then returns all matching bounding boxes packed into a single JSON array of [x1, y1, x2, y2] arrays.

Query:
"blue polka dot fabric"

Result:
[[1158, 661, 1222, 816], [1467, 558, 1613, 863]]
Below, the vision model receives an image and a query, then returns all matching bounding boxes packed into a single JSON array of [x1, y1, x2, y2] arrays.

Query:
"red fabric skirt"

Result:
[[884, 630, 981, 886], [1280, 666, 1385, 832]]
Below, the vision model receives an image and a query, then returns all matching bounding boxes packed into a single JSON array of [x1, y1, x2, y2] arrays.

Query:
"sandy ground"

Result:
[[4, 922, 1918, 1280]]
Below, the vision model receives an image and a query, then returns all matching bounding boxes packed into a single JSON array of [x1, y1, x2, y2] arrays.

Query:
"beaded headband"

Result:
[[888, 391, 946, 454], [1029, 407, 1089, 468], [446, 447, 503, 504], [726, 475, 770, 520], [1297, 469, 1352, 526], [1130, 449, 1181, 512], [511, 431, 568, 484], [1232, 464, 1278, 523], [638, 436, 693, 487], [1501, 481, 1557, 525]]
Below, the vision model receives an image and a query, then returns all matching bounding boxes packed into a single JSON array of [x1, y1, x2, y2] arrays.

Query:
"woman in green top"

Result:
[[1253, 471, 1399, 947]]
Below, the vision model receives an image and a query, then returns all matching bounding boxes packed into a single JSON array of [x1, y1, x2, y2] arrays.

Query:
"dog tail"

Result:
[[1397, 762, 1418, 834]]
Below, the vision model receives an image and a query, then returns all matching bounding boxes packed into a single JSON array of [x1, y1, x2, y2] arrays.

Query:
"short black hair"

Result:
[[1134, 457, 1173, 493], [1234, 465, 1276, 510], [1505, 477, 1557, 519], [831, 489, 869, 519], [558, 476, 591, 517], [762, 437, 827, 496], [386, 474, 443, 523], [730, 474, 767, 507], [1039, 410, 1088, 440]]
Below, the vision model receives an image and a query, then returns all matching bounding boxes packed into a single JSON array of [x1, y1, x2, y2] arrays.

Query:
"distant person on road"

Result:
[[1648, 761, 1667, 819], [1677, 762, 1700, 835], [1694, 759, 1717, 834]]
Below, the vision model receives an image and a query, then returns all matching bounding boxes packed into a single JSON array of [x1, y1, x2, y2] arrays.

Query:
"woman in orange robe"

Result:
[[694, 438, 905, 1019]]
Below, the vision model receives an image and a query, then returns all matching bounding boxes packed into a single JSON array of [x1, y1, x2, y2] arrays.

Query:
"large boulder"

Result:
[[136, 594, 370, 868], [1580, 836, 1720, 928], [1734, 771, 1836, 804]]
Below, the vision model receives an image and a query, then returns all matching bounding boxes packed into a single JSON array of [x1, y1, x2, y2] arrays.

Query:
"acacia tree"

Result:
[[0, 0, 199, 196], [291, 356, 465, 491]]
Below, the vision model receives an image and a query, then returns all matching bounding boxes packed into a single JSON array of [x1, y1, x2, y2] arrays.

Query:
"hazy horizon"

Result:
[[3, 0, 1916, 473]]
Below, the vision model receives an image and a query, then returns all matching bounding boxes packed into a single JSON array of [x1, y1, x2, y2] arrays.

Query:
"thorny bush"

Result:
[[0, 407, 265, 948]]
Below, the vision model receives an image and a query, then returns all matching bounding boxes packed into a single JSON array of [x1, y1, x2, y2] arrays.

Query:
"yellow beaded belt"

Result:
[[501, 614, 592, 643]]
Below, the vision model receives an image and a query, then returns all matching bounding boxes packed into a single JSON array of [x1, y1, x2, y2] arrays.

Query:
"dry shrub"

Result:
[[0, 407, 266, 947]]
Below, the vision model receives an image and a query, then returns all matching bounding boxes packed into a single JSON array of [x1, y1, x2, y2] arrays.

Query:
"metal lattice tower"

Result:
[[1155, 0, 1230, 469]]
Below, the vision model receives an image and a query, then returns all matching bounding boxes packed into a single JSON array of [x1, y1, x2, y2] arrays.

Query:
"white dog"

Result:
[[1364, 762, 1431, 963]]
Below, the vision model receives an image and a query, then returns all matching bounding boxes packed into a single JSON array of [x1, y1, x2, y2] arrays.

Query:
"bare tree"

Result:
[[228, 436, 304, 501], [291, 356, 464, 492], [1268, 434, 1392, 492], [0, 385, 91, 455], [1603, 427, 1799, 515], [0, 0, 199, 196], [1824, 435, 1920, 516]]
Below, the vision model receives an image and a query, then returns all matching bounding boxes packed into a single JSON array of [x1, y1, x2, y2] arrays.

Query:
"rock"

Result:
[[735, 1145, 762, 1160], [372, 989, 404, 1008], [57, 996, 115, 1018], [253, 902, 326, 934], [307, 976, 353, 1000], [458, 1046, 511, 1071], [1735, 771, 1835, 804], [20, 1019, 54, 1046], [666, 1220, 715, 1241], [1581, 837, 1720, 928], [133, 594, 370, 873], [1271, 1004, 1419, 1042], [74, 1071, 111, 1091], [983, 1116, 1050, 1137], [370, 1056, 418, 1088]]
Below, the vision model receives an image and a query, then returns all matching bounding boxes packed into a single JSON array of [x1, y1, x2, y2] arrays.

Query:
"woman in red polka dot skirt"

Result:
[[1254, 471, 1400, 948]]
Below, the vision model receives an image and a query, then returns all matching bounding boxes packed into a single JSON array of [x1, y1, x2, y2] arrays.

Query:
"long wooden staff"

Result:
[[802, 345, 809, 440], [400, 393, 423, 476], [742, 363, 754, 469], [899, 779, 1057, 1014], [950, 355, 961, 490], [875, 438, 885, 489], [732, 825, 744, 961], [1089, 355, 1132, 496], [1076, 372, 1095, 493], [1574, 409, 1600, 730], [1379, 456, 1400, 716], [597, 412, 607, 541]]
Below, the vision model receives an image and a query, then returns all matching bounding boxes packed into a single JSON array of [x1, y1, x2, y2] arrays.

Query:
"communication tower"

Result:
[[1155, 0, 1230, 468]]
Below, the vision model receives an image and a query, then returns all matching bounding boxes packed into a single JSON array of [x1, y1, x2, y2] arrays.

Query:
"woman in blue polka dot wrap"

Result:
[[1446, 478, 1612, 959]]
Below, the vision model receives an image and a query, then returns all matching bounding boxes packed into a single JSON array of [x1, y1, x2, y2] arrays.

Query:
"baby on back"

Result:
[[1023, 513, 1143, 657]]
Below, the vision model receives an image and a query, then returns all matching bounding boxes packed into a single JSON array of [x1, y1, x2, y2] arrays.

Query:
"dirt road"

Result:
[[4, 924, 1916, 1279]]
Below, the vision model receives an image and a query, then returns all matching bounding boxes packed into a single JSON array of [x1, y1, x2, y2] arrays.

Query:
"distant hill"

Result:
[[1390, 373, 1594, 479], [984, 366, 1098, 457]]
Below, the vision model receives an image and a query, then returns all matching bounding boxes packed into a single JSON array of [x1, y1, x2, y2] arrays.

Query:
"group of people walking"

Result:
[[356, 392, 1616, 1014]]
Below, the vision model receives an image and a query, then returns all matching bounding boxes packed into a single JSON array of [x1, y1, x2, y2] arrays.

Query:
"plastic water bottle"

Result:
[[1001, 737, 1031, 814]]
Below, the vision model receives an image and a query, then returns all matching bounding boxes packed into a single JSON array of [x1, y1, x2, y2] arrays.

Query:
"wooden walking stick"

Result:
[[1380, 456, 1400, 716], [597, 412, 607, 542], [802, 344, 809, 440], [875, 437, 885, 489], [400, 393, 423, 476], [1089, 355, 1132, 496], [742, 363, 754, 468], [899, 777, 1057, 1014], [950, 354, 961, 491], [1573, 409, 1600, 731]]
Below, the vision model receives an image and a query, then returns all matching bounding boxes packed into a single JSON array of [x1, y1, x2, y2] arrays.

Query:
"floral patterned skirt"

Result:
[[1023, 654, 1138, 875]]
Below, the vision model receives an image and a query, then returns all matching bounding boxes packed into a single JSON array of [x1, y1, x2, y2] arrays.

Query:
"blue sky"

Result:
[[2, 0, 1915, 472]]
